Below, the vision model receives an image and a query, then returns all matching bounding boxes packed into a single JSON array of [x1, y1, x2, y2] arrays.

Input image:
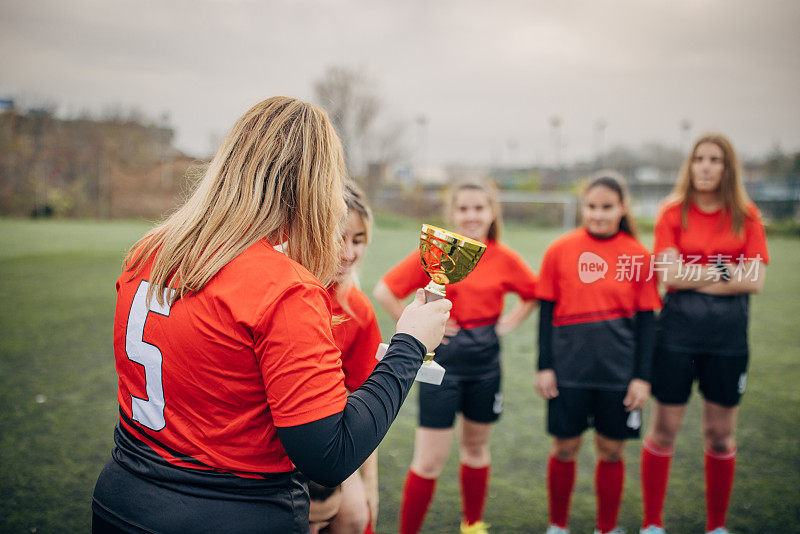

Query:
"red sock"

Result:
[[705, 447, 736, 532], [399, 469, 437, 534], [364, 506, 376, 534], [641, 437, 674, 528], [547, 455, 576, 528], [595, 459, 625, 533], [460, 463, 490, 526]]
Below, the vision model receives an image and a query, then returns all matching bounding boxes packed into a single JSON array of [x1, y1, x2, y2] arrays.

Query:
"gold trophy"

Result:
[[415, 224, 486, 385]]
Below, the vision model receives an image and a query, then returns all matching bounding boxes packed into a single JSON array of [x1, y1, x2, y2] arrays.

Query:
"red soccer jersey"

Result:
[[381, 239, 538, 329], [330, 284, 382, 392], [536, 228, 661, 389], [537, 228, 661, 326], [653, 200, 770, 267], [113, 240, 347, 476]]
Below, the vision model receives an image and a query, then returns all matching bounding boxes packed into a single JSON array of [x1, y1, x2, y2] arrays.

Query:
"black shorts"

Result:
[[418, 373, 502, 429], [92, 458, 309, 534], [547, 387, 641, 441], [651, 347, 749, 407]]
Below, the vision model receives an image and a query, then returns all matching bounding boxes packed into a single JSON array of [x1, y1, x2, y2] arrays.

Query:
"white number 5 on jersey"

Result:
[[125, 281, 173, 431]]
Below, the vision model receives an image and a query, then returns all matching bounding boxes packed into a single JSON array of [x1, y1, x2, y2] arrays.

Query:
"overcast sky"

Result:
[[2, 0, 798, 166]]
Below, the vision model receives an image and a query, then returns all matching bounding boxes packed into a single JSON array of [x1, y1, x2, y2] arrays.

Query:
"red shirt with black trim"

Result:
[[113, 240, 347, 477], [381, 239, 537, 377], [537, 228, 661, 389], [653, 200, 769, 354], [329, 284, 382, 392]]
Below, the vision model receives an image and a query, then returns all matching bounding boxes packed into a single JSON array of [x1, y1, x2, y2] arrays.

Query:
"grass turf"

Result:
[[0, 217, 797, 532]]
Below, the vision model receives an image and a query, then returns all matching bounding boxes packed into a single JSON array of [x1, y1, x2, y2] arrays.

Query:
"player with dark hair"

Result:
[[374, 179, 538, 534], [534, 171, 661, 534], [640, 134, 769, 534], [91, 96, 451, 533]]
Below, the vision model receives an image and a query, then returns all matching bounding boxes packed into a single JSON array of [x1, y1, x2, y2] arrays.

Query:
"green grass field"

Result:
[[1, 217, 798, 533]]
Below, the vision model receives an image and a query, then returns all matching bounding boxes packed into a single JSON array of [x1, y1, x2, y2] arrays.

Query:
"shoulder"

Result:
[[491, 241, 526, 262], [745, 202, 762, 220], [220, 241, 327, 298], [656, 198, 682, 221], [546, 229, 584, 253]]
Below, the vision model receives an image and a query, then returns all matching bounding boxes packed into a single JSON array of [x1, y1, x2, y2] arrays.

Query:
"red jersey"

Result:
[[330, 284, 382, 392], [536, 228, 661, 389], [382, 239, 538, 329], [654, 200, 770, 270], [537, 228, 661, 325], [113, 240, 347, 476], [382, 239, 537, 377]]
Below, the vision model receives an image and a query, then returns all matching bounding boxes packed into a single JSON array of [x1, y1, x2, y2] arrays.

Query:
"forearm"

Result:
[[360, 449, 378, 491], [498, 299, 537, 335], [373, 281, 406, 321], [276, 333, 425, 486], [660, 263, 718, 289], [696, 262, 766, 295], [360, 450, 379, 521], [658, 248, 716, 290]]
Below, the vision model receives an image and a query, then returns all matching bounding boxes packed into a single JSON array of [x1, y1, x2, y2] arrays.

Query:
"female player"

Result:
[[328, 183, 382, 534], [640, 134, 769, 534], [91, 96, 451, 534], [373, 179, 538, 534], [534, 172, 661, 534]]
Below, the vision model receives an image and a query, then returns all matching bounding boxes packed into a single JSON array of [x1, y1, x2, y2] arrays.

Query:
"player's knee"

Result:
[[459, 442, 490, 465], [703, 426, 735, 452], [594, 437, 624, 462], [412, 462, 444, 478], [551, 442, 580, 461], [650, 421, 680, 446], [596, 446, 623, 462], [411, 454, 448, 478]]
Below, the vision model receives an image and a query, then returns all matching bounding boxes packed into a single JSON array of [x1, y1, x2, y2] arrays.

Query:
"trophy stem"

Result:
[[423, 281, 446, 302], [422, 281, 446, 362]]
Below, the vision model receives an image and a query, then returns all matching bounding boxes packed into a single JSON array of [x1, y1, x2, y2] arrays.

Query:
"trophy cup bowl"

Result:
[[416, 224, 486, 384]]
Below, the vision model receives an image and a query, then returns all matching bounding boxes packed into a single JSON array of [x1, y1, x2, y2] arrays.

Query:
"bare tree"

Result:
[[313, 66, 381, 179]]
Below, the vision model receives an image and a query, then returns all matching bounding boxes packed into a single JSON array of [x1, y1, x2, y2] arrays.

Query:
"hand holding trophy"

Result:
[[415, 224, 486, 384]]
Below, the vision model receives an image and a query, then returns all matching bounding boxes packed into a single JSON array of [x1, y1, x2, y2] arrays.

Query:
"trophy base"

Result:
[[415, 360, 445, 385]]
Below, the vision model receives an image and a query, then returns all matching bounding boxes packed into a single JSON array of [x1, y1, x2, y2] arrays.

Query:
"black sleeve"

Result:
[[275, 333, 425, 487], [537, 300, 555, 371], [633, 310, 656, 382]]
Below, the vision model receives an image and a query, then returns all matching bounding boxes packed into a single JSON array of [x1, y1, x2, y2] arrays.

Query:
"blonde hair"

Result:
[[671, 133, 752, 236], [444, 179, 503, 241], [334, 181, 373, 317], [124, 96, 348, 305]]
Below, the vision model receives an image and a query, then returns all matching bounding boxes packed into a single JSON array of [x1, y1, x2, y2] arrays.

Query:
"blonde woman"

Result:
[[640, 134, 769, 534], [91, 97, 451, 534], [374, 179, 538, 534]]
